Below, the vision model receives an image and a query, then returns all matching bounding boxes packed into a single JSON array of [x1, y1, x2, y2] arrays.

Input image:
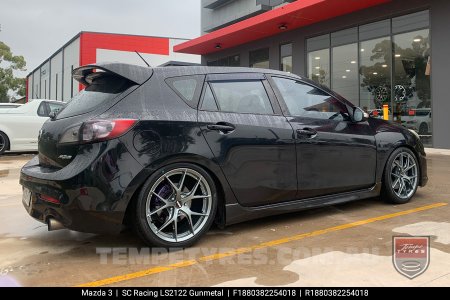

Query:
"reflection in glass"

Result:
[[308, 49, 330, 87], [249, 48, 270, 68], [393, 29, 431, 145], [359, 37, 391, 113], [207, 55, 240, 67], [332, 43, 358, 105], [280, 43, 292, 72]]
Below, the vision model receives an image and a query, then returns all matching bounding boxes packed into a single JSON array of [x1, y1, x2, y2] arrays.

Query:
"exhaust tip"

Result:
[[48, 218, 65, 231]]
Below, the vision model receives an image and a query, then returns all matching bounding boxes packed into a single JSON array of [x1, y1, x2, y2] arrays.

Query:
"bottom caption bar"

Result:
[[3, 287, 434, 298]]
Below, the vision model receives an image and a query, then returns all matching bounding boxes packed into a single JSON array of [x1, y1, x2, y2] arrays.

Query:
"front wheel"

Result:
[[134, 163, 217, 248], [381, 148, 419, 204]]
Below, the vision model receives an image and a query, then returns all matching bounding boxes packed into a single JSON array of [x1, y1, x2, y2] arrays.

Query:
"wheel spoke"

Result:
[[189, 177, 202, 196], [178, 169, 187, 190], [405, 164, 416, 172], [394, 160, 402, 170], [157, 211, 177, 233], [399, 179, 405, 195], [190, 195, 211, 199], [392, 178, 400, 189], [392, 173, 401, 179], [180, 209, 195, 235], [165, 175, 179, 191], [190, 211, 208, 217], [173, 217, 178, 242], [152, 192, 169, 204], [148, 205, 168, 217]]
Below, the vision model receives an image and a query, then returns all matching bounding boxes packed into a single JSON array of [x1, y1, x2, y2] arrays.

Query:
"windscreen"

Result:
[[57, 75, 134, 119]]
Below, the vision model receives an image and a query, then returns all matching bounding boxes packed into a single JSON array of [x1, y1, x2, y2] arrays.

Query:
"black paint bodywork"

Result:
[[20, 63, 428, 234]]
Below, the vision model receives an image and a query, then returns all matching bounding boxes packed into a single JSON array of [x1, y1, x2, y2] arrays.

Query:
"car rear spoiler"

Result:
[[73, 62, 153, 87]]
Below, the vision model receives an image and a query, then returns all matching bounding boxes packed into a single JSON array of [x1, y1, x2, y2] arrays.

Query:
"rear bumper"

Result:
[[20, 140, 144, 234]]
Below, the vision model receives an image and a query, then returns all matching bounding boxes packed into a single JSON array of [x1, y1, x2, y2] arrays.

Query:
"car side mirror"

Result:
[[352, 107, 368, 122], [49, 110, 59, 120]]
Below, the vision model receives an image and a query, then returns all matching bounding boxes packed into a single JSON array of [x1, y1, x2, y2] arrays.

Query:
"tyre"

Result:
[[381, 147, 419, 204], [0, 132, 9, 155], [419, 123, 428, 135], [134, 163, 218, 248]]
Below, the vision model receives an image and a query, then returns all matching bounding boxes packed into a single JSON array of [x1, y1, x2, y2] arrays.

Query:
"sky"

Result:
[[0, 0, 201, 76]]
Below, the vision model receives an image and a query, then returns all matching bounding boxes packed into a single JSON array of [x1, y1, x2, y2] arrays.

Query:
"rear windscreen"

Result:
[[57, 75, 134, 119]]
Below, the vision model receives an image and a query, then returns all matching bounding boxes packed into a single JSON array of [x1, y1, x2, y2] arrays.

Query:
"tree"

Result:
[[0, 41, 26, 103]]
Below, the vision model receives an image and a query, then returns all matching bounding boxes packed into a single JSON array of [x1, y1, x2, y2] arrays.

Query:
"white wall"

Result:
[[32, 69, 40, 99], [50, 51, 63, 101], [96, 38, 200, 67], [27, 75, 33, 100], [63, 37, 80, 101], [40, 61, 50, 99]]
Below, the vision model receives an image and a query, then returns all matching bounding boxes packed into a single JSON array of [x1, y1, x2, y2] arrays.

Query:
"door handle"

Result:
[[297, 128, 317, 138], [207, 122, 235, 133]]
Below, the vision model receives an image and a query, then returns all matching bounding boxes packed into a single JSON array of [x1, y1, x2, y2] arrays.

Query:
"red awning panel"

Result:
[[175, 0, 391, 55]]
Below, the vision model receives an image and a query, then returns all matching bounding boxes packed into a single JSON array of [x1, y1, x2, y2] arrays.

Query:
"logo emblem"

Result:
[[393, 236, 430, 279]]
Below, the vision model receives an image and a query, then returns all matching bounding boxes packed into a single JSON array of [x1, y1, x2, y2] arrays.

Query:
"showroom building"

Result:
[[175, 0, 450, 149], [26, 31, 199, 103]]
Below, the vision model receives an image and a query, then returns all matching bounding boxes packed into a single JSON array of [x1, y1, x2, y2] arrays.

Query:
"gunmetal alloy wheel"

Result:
[[390, 151, 418, 199], [382, 147, 420, 204], [135, 165, 217, 246]]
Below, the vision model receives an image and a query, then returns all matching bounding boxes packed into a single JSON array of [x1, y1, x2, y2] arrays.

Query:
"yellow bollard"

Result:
[[383, 104, 389, 121]]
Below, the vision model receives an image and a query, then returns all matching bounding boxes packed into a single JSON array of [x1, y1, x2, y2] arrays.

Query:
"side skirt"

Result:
[[225, 183, 382, 226]]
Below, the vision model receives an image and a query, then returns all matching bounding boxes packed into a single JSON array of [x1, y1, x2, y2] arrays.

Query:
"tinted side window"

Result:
[[166, 75, 204, 108], [272, 77, 349, 120], [209, 80, 273, 115], [37, 102, 47, 117], [201, 84, 218, 111], [172, 78, 197, 101], [47, 102, 64, 114]]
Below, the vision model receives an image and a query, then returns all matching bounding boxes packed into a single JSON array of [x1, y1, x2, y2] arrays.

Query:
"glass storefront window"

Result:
[[307, 34, 330, 87], [393, 28, 431, 145], [207, 55, 240, 67], [308, 49, 330, 87], [280, 43, 292, 72], [359, 36, 392, 113], [332, 44, 358, 105], [249, 48, 269, 68], [331, 28, 358, 105]]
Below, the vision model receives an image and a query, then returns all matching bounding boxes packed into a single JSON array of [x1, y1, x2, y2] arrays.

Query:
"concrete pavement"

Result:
[[0, 152, 449, 287]]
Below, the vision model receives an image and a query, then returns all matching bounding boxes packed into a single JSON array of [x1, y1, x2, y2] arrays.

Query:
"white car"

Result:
[[0, 99, 65, 154], [401, 108, 432, 135]]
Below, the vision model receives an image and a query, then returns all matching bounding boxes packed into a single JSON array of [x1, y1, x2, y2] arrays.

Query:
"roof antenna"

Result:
[[135, 51, 151, 67]]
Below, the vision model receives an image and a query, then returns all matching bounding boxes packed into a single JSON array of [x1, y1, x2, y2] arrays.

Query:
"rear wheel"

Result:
[[381, 148, 419, 204], [134, 163, 217, 247], [419, 123, 428, 135], [0, 132, 9, 155]]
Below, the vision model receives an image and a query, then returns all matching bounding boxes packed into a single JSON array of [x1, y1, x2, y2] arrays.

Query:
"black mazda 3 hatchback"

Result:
[[20, 63, 427, 247]]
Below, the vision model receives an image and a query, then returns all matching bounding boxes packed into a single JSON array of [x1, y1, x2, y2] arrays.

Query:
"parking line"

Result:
[[77, 202, 447, 287]]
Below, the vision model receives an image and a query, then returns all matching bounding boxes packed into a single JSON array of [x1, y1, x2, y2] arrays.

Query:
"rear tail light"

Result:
[[408, 109, 416, 116], [38, 194, 60, 204], [59, 119, 137, 144]]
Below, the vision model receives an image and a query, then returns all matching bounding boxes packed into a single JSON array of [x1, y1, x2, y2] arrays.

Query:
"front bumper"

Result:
[[20, 141, 144, 234], [419, 152, 428, 187]]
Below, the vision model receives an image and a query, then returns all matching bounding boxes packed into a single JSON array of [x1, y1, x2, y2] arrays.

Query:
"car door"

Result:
[[8, 102, 50, 150], [198, 73, 297, 207], [269, 76, 377, 199]]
